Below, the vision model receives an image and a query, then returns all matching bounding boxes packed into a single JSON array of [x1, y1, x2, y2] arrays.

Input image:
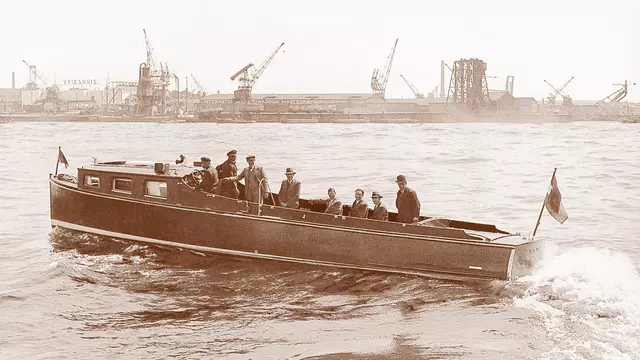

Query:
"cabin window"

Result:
[[84, 175, 100, 188], [112, 178, 133, 194], [144, 180, 167, 198]]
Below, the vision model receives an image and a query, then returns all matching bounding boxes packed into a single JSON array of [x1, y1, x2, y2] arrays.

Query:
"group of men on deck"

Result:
[[193, 150, 421, 224]]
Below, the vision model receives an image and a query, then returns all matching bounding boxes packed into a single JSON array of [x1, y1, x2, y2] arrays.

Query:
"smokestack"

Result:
[[12, 72, 15, 88], [440, 61, 445, 99]]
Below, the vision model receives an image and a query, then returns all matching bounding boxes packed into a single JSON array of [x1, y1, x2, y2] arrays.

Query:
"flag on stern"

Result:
[[58, 146, 69, 169], [544, 172, 568, 224]]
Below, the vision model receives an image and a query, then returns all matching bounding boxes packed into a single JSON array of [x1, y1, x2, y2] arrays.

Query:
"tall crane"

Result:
[[371, 39, 398, 97], [22, 60, 62, 112], [544, 77, 574, 106], [190, 74, 206, 96], [595, 80, 636, 115], [231, 42, 285, 101], [400, 74, 424, 99], [137, 29, 170, 116]]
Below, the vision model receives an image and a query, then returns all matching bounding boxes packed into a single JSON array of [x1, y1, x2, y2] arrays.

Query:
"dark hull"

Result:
[[49, 176, 543, 280]]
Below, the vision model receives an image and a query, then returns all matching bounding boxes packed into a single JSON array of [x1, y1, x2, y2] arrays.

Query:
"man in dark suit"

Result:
[[278, 168, 301, 209], [216, 150, 239, 199], [349, 188, 369, 218], [194, 157, 219, 193], [395, 175, 420, 223], [369, 190, 388, 221]]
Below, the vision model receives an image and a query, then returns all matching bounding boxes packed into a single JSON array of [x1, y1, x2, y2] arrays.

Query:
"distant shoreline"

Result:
[[0, 113, 625, 124]]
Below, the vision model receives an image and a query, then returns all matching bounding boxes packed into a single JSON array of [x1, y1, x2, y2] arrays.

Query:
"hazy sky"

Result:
[[1, 0, 638, 101]]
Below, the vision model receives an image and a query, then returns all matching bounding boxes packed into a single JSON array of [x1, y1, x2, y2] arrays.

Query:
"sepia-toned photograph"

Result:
[[1, 0, 639, 359]]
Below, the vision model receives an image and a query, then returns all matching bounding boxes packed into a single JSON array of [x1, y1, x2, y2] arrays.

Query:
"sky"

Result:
[[1, 0, 638, 101]]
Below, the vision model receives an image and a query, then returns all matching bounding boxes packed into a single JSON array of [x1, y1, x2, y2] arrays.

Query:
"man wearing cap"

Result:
[[349, 188, 369, 218], [194, 157, 219, 193], [226, 155, 271, 204], [278, 168, 301, 209], [216, 150, 239, 199], [369, 191, 388, 221], [395, 175, 421, 223]]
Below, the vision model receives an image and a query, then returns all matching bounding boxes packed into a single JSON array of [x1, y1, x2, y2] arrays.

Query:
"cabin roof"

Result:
[[82, 161, 196, 177]]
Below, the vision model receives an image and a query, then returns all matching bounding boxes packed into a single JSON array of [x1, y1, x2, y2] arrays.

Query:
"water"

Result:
[[1, 121, 639, 359]]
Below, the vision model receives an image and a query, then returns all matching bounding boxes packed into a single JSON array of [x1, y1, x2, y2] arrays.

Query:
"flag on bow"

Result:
[[58, 146, 69, 169], [544, 171, 568, 224]]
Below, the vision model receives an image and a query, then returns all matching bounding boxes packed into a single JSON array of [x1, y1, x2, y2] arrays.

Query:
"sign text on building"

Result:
[[63, 79, 98, 86]]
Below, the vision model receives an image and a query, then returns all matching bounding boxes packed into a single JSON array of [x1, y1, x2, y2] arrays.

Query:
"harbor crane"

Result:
[[544, 77, 574, 106], [22, 60, 63, 112], [400, 74, 424, 99], [595, 80, 636, 115], [371, 39, 398, 98], [190, 74, 206, 96], [231, 42, 285, 101], [137, 29, 170, 116]]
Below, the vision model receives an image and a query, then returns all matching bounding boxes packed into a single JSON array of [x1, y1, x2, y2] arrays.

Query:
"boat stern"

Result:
[[509, 238, 545, 279]]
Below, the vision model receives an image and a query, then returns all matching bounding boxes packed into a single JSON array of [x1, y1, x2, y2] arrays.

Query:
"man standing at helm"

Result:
[[395, 175, 421, 223], [216, 150, 239, 199], [226, 155, 271, 204], [194, 157, 219, 193]]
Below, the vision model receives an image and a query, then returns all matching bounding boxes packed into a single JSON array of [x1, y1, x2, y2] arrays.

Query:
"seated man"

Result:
[[369, 190, 388, 221], [349, 188, 369, 218], [309, 187, 343, 215]]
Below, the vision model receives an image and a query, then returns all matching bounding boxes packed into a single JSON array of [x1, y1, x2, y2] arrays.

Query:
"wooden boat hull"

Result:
[[49, 175, 543, 281]]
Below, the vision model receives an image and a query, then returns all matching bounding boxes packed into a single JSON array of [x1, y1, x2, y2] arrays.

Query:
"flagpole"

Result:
[[531, 167, 558, 239], [55, 145, 61, 176]]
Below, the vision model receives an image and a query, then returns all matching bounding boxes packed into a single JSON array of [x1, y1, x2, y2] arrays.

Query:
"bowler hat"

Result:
[[201, 157, 211, 162], [396, 175, 407, 183], [371, 191, 383, 198], [284, 167, 296, 175], [227, 150, 237, 156], [246, 155, 256, 160]]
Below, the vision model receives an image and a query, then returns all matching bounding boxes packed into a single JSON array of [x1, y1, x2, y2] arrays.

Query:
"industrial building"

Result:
[[0, 89, 21, 113]]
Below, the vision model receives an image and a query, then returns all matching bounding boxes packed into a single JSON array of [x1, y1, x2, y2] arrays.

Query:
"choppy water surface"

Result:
[[1, 121, 639, 359]]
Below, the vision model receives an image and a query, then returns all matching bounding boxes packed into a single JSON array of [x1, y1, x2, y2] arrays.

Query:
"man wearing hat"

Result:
[[216, 150, 239, 199], [278, 168, 301, 209], [194, 157, 219, 193], [395, 175, 421, 223], [369, 190, 388, 221], [226, 155, 271, 204]]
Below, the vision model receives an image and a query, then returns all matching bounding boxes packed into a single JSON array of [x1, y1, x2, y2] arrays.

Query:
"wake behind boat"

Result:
[[48, 150, 566, 281]]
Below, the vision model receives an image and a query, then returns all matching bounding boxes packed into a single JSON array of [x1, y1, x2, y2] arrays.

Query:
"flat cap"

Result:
[[246, 155, 256, 160], [201, 156, 211, 162], [227, 150, 237, 156]]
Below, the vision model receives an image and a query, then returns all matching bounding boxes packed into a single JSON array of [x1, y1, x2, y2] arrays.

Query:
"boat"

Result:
[[48, 158, 545, 281]]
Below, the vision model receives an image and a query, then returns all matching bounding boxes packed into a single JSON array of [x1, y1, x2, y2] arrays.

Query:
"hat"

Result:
[[371, 191, 383, 198], [246, 155, 256, 160], [284, 167, 296, 175], [200, 156, 211, 162], [227, 150, 237, 156], [396, 175, 407, 183]]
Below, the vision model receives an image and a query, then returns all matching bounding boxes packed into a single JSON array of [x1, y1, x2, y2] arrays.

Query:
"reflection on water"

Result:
[[2, 121, 639, 359]]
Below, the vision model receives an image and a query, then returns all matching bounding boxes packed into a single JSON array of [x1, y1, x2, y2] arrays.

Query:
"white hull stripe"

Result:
[[50, 219, 501, 280]]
